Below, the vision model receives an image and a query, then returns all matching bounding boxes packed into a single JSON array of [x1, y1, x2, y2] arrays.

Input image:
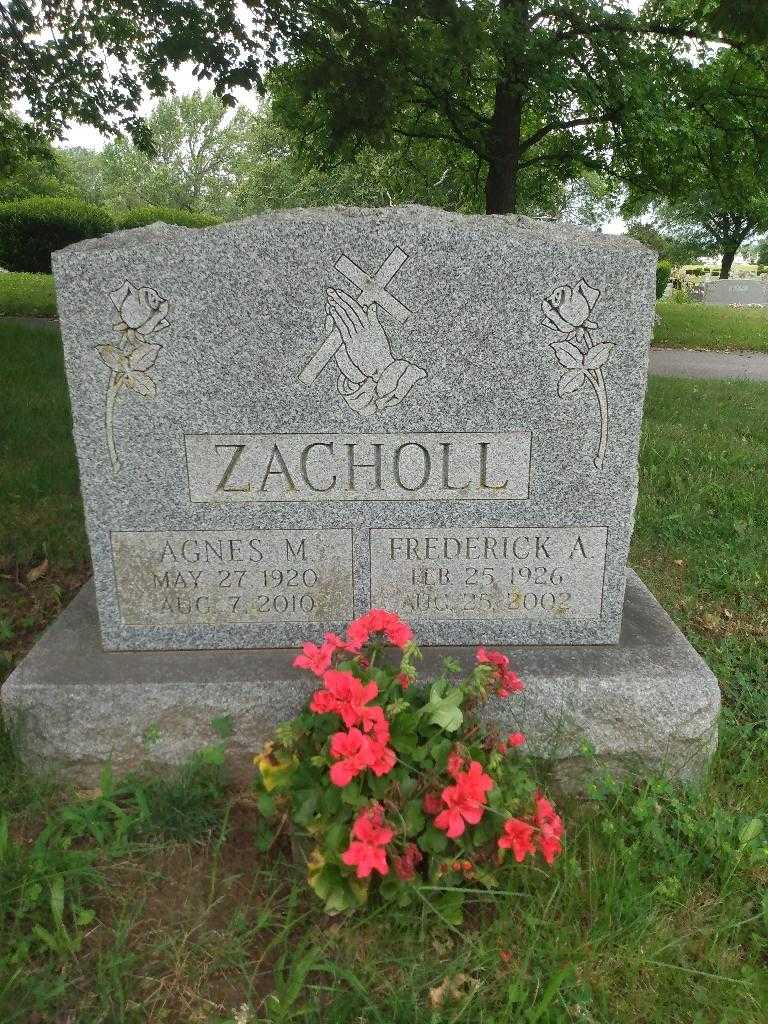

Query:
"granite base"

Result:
[[1, 571, 720, 790]]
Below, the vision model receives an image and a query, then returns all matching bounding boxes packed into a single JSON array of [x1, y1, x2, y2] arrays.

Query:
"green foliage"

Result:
[[0, 198, 114, 273], [622, 49, 768, 277], [270, 1, 693, 213], [0, 321, 86, 576], [656, 260, 672, 298], [0, 273, 56, 317], [0, 112, 54, 178], [115, 205, 218, 230], [99, 92, 252, 216]]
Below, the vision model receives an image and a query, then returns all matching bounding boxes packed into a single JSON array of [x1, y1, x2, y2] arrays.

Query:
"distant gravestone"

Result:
[[3, 207, 720, 786], [50, 208, 656, 650], [702, 278, 768, 306]]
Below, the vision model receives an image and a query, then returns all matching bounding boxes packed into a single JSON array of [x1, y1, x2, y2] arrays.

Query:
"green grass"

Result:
[[1, 321, 767, 1022], [0, 321, 86, 568], [0, 272, 57, 318], [654, 301, 768, 353]]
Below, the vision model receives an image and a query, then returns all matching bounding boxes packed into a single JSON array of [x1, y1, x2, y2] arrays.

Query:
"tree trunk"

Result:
[[720, 250, 737, 278], [484, 0, 526, 214], [484, 117, 521, 214]]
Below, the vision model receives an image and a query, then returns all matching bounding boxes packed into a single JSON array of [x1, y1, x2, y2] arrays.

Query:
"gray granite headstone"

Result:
[[703, 277, 768, 305], [52, 206, 656, 651]]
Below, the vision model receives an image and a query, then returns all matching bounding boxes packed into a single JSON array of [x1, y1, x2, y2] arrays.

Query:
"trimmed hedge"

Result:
[[0, 197, 114, 273], [656, 259, 672, 299], [115, 206, 218, 230]]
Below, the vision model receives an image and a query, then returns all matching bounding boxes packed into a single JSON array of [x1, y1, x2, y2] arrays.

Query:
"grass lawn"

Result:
[[0, 272, 57, 318], [655, 301, 768, 353], [1, 321, 767, 1023]]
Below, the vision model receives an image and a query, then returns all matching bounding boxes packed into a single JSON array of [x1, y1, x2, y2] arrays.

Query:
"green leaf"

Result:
[[738, 816, 764, 847], [323, 822, 349, 855], [257, 792, 276, 818], [50, 876, 65, 932], [422, 687, 463, 732], [294, 790, 319, 827], [420, 825, 448, 854], [404, 800, 426, 836], [431, 889, 465, 925], [321, 785, 343, 816], [341, 781, 363, 806]]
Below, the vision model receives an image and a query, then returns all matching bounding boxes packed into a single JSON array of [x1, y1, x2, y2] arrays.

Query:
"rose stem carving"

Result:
[[541, 280, 613, 470], [96, 283, 170, 475]]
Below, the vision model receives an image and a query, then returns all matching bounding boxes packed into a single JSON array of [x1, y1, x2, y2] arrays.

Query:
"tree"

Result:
[[3, 2, 766, 213], [624, 222, 707, 268], [0, 109, 52, 177], [621, 49, 768, 278], [0, 1, 297, 141], [267, 1, 768, 215], [93, 92, 253, 215], [227, 99, 574, 218]]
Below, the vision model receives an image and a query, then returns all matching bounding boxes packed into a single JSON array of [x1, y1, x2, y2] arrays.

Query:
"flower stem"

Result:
[[586, 368, 609, 470], [105, 372, 124, 475]]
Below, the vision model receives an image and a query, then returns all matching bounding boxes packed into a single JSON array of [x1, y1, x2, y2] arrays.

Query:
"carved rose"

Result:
[[110, 282, 170, 337], [541, 280, 600, 335]]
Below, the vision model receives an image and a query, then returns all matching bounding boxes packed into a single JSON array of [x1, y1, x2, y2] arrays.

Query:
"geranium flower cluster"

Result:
[[309, 669, 397, 786], [498, 793, 564, 864], [257, 618, 565, 910], [430, 755, 494, 839], [297, 611, 413, 791], [476, 647, 525, 698], [294, 608, 414, 678], [341, 804, 394, 878]]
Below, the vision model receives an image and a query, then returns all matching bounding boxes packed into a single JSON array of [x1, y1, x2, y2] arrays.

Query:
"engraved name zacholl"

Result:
[[185, 432, 532, 502]]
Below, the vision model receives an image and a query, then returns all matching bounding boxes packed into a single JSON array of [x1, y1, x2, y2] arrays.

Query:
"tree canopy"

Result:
[[620, 48, 768, 277], [3, 2, 768, 215]]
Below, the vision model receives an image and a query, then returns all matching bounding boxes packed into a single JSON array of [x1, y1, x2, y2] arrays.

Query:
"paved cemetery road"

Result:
[[650, 346, 768, 381]]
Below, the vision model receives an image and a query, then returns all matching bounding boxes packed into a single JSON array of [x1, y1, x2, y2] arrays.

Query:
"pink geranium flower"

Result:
[[341, 805, 395, 878], [310, 669, 379, 728], [345, 609, 414, 650], [475, 647, 524, 697], [432, 761, 493, 838], [498, 818, 536, 862], [293, 632, 349, 676], [329, 728, 372, 787], [534, 792, 564, 864]]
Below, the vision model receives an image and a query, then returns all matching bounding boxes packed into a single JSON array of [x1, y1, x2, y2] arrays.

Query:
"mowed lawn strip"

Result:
[[1, 320, 767, 1023], [0, 272, 58, 318], [0, 321, 89, 679], [654, 300, 768, 353]]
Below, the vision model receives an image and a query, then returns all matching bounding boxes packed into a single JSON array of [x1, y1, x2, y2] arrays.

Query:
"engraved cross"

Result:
[[299, 246, 411, 385]]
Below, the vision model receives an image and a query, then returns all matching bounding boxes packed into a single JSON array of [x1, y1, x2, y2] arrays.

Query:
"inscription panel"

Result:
[[369, 527, 608, 621], [112, 529, 353, 626], [185, 432, 531, 502]]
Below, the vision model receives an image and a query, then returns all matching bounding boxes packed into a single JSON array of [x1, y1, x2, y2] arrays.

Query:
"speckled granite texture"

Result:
[[1, 573, 720, 789], [52, 206, 657, 650]]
